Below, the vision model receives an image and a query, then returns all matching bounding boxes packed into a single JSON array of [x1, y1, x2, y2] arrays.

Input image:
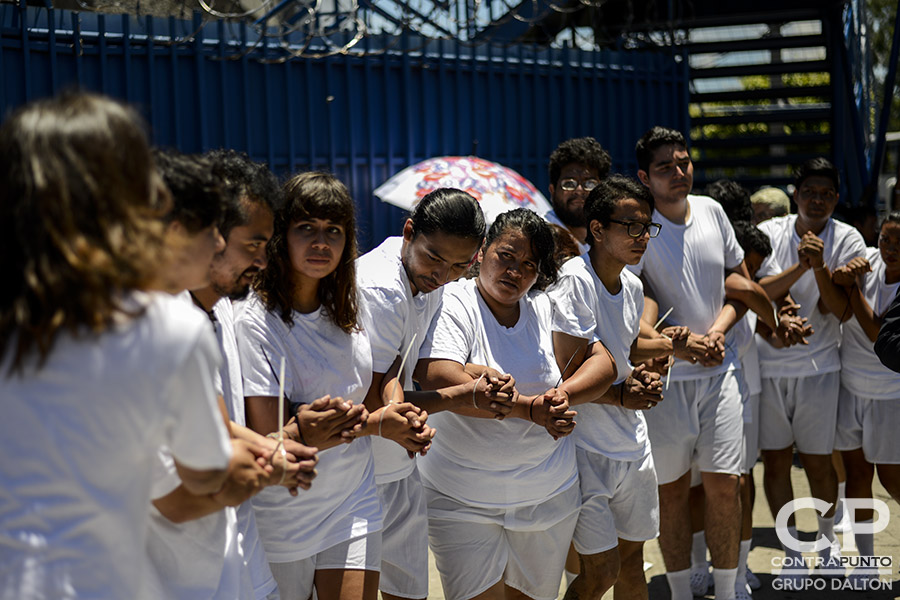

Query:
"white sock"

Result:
[[853, 519, 875, 557], [735, 539, 751, 587], [838, 481, 846, 500], [666, 568, 693, 600], [691, 531, 708, 569], [783, 526, 802, 561], [713, 567, 738, 600], [817, 514, 835, 543], [564, 569, 578, 588]]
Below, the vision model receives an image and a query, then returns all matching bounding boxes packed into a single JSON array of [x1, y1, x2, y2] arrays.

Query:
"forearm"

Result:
[[709, 302, 741, 336], [760, 263, 806, 300], [557, 347, 617, 406], [725, 275, 776, 329], [152, 485, 225, 524], [849, 285, 880, 342], [631, 335, 673, 363], [173, 461, 228, 496], [814, 266, 852, 320]]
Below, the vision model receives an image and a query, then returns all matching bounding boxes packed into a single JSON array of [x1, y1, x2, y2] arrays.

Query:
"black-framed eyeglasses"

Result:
[[559, 178, 599, 192], [609, 219, 662, 238]]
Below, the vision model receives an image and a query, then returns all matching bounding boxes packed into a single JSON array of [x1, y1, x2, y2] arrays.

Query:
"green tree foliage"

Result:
[[869, 0, 900, 131]]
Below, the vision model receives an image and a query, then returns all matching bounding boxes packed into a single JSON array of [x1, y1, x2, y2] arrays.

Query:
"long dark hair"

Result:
[[255, 171, 359, 333], [0, 92, 168, 374]]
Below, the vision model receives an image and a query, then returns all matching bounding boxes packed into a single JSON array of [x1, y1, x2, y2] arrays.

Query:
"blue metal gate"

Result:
[[1, 4, 689, 249]]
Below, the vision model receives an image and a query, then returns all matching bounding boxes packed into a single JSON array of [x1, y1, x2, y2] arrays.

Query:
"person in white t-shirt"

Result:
[[416, 208, 589, 600], [147, 150, 319, 600], [238, 172, 426, 600], [832, 212, 900, 587], [0, 92, 233, 600], [630, 127, 748, 600], [756, 158, 866, 580], [356, 188, 488, 600], [543, 137, 612, 254], [548, 175, 667, 600]]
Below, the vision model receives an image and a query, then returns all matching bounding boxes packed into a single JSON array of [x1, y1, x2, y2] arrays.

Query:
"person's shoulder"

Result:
[[212, 296, 234, 323], [357, 237, 404, 284], [558, 253, 592, 279], [621, 267, 643, 291], [759, 214, 794, 234], [831, 218, 866, 244], [142, 292, 208, 340]]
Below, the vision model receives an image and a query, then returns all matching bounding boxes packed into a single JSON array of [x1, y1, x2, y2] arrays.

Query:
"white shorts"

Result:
[[835, 386, 900, 464], [376, 467, 429, 598], [759, 372, 839, 455], [572, 448, 659, 555], [425, 484, 580, 600], [643, 371, 743, 484], [268, 531, 381, 600], [742, 393, 760, 474]]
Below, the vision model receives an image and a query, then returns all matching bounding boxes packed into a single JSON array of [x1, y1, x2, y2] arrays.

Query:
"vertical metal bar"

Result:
[[98, 14, 108, 94], [345, 47, 357, 203], [870, 0, 900, 185], [72, 12, 82, 93], [217, 19, 229, 150], [146, 14, 157, 137], [168, 16, 182, 149], [304, 53, 316, 170], [241, 21, 252, 152], [47, 5, 58, 93], [19, 0, 31, 101], [325, 53, 337, 174], [122, 14, 132, 103], [364, 34, 378, 247], [284, 59, 296, 174], [194, 11, 209, 151], [263, 39, 275, 170], [402, 32, 414, 165]]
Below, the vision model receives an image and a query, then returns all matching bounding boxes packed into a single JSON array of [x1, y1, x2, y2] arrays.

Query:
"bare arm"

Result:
[[725, 272, 777, 330], [552, 332, 617, 406]]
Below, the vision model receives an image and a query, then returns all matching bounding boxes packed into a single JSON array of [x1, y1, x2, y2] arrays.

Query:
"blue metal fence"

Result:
[[1, 3, 689, 249]]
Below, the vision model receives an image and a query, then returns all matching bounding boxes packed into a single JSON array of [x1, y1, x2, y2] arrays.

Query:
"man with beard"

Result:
[[186, 149, 300, 600], [544, 137, 612, 254]]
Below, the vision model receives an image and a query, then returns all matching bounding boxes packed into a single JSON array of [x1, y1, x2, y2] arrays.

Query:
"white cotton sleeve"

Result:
[[150, 447, 182, 500], [235, 308, 286, 399], [418, 293, 474, 365], [359, 287, 406, 374], [756, 220, 780, 278], [834, 227, 867, 268], [720, 212, 745, 270], [163, 327, 232, 471], [547, 273, 598, 342]]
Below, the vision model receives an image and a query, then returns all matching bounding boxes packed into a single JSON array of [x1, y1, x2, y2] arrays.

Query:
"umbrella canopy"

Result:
[[373, 156, 553, 225]]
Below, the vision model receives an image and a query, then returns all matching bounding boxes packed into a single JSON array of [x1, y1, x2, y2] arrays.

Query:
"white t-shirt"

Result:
[[357, 237, 444, 484], [627, 195, 745, 381], [418, 279, 577, 508], [547, 255, 650, 461], [840, 248, 900, 399], [213, 297, 277, 599], [235, 292, 382, 562], [757, 215, 867, 378], [738, 313, 762, 397], [144, 449, 252, 600], [0, 292, 232, 600], [543, 209, 590, 255]]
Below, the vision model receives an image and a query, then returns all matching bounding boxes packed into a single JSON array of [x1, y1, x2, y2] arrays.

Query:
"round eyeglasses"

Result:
[[608, 219, 662, 238]]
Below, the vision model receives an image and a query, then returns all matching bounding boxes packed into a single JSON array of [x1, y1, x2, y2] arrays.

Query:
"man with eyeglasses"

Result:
[[755, 158, 866, 584], [629, 126, 748, 600], [550, 174, 696, 600], [544, 137, 612, 254]]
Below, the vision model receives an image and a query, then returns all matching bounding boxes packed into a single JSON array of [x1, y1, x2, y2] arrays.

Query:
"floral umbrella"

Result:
[[374, 156, 552, 224]]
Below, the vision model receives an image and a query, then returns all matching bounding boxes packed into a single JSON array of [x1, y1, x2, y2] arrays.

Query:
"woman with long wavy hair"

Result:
[[238, 171, 417, 600], [0, 93, 233, 599]]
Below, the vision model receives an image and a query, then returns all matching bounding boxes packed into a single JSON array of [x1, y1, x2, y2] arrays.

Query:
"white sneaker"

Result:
[[690, 567, 713, 596], [834, 500, 852, 533], [745, 569, 761, 590], [816, 537, 844, 578]]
